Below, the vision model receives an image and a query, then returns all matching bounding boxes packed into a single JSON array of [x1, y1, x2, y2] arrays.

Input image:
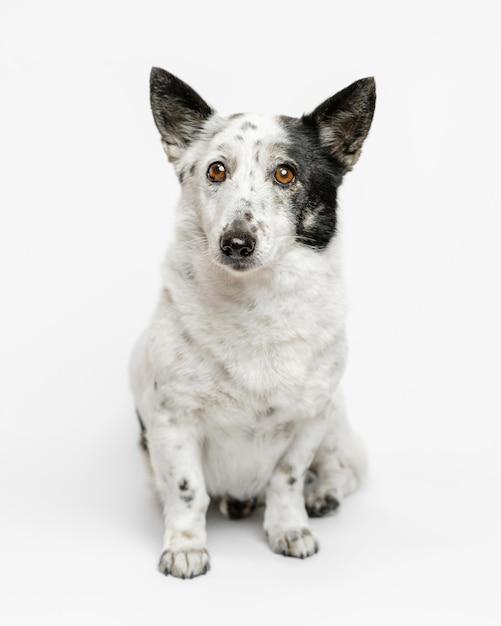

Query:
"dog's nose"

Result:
[[220, 230, 256, 259]]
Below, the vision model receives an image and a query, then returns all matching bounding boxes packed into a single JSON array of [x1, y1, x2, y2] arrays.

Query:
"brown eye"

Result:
[[274, 164, 296, 186], [207, 161, 226, 182]]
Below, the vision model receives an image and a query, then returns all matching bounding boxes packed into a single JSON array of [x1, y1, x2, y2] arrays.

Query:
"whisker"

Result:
[[175, 235, 209, 251]]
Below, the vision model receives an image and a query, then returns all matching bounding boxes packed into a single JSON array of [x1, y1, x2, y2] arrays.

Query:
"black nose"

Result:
[[220, 230, 256, 259]]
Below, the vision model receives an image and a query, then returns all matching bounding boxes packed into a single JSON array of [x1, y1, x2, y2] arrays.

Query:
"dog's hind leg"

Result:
[[219, 496, 257, 520], [305, 389, 367, 517]]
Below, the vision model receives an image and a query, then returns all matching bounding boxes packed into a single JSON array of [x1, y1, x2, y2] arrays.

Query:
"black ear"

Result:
[[304, 77, 376, 172], [150, 67, 214, 162]]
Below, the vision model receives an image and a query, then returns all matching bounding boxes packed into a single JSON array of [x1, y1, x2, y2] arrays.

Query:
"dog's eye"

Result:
[[207, 162, 227, 182], [274, 164, 296, 186]]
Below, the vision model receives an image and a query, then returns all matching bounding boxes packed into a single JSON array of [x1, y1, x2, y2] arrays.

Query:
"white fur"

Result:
[[130, 112, 366, 579]]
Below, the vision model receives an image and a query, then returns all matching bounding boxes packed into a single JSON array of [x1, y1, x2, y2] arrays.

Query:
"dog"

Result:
[[130, 67, 376, 579]]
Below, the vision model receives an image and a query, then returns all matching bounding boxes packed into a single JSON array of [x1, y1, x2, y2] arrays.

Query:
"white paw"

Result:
[[268, 527, 319, 559], [158, 548, 210, 579]]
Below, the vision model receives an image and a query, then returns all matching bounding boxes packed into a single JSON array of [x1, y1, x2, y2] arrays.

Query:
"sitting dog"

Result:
[[130, 67, 376, 579]]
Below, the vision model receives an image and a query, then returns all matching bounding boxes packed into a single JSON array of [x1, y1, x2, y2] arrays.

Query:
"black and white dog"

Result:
[[130, 68, 376, 579]]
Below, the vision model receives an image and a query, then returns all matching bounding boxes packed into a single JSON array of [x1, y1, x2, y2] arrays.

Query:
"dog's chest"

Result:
[[210, 306, 325, 400], [165, 258, 345, 412]]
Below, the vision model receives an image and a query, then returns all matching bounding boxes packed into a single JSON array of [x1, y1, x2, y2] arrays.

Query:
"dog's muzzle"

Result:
[[219, 221, 257, 271]]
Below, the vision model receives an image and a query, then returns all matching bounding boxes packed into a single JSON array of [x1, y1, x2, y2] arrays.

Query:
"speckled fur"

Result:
[[130, 68, 375, 579]]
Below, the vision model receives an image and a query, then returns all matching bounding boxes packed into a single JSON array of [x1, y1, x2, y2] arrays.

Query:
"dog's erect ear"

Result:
[[304, 77, 376, 172], [150, 67, 214, 162]]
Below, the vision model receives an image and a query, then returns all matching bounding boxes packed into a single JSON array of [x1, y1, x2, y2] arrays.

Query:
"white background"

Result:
[[1, 1, 500, 624]]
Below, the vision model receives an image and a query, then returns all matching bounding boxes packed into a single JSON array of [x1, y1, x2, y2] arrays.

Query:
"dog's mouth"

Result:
[[218, 255, 258, 273]]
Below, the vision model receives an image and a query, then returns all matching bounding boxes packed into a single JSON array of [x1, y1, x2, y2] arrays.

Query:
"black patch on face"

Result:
[[279, 116, 344, 249]]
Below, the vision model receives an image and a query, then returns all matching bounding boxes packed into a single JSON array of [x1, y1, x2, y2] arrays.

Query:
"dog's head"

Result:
[[150, 68, 375, 274]]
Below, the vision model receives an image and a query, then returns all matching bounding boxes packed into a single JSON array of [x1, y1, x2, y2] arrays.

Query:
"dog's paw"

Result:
[[267, 527, 319, 559], [305, 490, 340, 518], [158, 548, 210, 579], [219, 496, 257, 520]]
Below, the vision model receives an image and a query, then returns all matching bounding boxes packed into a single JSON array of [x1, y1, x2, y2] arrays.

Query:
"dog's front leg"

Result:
[[148, 419, 210, 579], [264, 417, 327, 558]]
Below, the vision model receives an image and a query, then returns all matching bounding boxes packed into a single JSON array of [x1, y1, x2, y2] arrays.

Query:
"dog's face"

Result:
[[150, 69, 376, 274]]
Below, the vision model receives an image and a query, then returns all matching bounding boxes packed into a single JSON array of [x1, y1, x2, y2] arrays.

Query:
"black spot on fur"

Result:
[[241, 121, 258, 131], [136, 410, 148, 453], [178, 478, 195, 503]]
